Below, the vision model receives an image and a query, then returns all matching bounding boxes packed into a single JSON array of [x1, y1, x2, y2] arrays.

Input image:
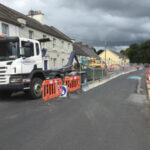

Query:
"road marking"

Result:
[[128, 76, 141, 80]]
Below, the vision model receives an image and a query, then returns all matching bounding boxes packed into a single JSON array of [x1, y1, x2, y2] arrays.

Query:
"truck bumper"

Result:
[[0, 83, 25, 91]]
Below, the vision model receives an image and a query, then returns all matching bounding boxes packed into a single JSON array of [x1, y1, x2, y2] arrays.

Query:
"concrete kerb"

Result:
[[82, 69, 137, 92]]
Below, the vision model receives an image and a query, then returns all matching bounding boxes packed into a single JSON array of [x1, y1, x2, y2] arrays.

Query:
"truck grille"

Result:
[[0, 75, 6, 84], [0, 67, 7, 84], [0, 71, 6, 73], [0, 67, 7, 74], [0, 67, 7, 69]]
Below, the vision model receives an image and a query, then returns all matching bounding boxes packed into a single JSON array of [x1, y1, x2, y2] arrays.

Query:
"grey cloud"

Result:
[[1, 0, 150, 50], [61, 0, 150, 18]]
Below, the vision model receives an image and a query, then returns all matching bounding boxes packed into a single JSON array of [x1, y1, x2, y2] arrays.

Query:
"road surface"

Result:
[[0, 69, 150, 150]]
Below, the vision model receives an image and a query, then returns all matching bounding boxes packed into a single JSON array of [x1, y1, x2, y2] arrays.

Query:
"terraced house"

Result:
[[0, 3, 73, 69], [99, 49, 130, 66]]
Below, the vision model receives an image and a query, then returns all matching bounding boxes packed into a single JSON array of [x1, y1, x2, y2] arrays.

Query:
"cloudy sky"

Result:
[[1, 0, 150, 51]]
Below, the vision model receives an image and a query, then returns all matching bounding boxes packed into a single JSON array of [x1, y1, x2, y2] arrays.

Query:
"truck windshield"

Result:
[[0, 40, 19, 61]]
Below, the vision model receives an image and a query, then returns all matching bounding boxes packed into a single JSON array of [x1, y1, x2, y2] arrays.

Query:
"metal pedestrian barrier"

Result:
[[41, 78, 62, 101], [130, 66, 136, 70], [64, 76, 81, 92]]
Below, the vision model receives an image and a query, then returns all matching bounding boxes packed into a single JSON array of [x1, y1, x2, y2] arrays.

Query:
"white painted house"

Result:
[[0, 20, 19, 37], [0, 3, 73, 69]]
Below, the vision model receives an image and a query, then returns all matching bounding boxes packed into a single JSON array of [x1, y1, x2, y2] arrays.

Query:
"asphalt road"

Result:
[[0, 69, 150, 150]]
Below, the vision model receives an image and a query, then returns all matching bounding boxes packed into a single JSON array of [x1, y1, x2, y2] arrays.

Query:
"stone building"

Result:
[[0, 3, 73, 69]]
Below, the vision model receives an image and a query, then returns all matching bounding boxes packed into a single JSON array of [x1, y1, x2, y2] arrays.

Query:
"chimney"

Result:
[[28, 10, 44, 24]]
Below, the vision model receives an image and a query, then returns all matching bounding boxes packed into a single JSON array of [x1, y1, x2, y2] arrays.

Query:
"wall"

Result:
[[0, 19, 73, 69], [19, 26, 73, 69]]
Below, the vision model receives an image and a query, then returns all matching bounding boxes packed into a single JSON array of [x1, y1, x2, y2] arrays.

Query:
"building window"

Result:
[[53, 38, 56, 48], [29, 30, 34, 39], [53, 58, 56, 67], [2, 23, 9, 36], [62, 59, 64, 66], [61, 40, 64, 48], [68, 43, 70, 49]]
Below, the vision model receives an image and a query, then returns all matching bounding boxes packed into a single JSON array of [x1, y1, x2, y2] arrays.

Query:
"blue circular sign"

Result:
[[61, 86, 67, 96]]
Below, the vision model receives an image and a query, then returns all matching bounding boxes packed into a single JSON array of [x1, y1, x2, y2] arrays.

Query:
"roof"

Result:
[[73, 43, 88, 56], [112, 51, 128, 59], [0, 3, 72, 42], [99, 49, 128, 59], [73, 43, 98, 58]]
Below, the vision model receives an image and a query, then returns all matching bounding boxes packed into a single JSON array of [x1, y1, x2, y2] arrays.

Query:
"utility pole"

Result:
[[105, 40, 107, 66]]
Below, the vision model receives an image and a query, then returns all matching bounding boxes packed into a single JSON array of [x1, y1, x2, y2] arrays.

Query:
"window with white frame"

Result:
[[53, 38, 56, 48], [68, 43, 70, 49], [29, 30, 34, 39], [42, 35, 47, 48], [2, 23, 9, 36], [53, 58, 56, 67], [68, 43, 71, 52], [43, 35, 46, 38], [62, 59, 64, 66], [61, 40, 64, 48]]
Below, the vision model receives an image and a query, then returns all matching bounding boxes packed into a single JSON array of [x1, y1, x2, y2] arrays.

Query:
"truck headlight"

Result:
[[10, 77, 22, 83]]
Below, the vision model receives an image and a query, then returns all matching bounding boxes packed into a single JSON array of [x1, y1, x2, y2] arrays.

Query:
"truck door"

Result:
[[21, 41, 36, 74]]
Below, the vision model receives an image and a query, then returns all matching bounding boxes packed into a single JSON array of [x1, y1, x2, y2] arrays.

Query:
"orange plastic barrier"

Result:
[[42, 78, 62, 101], [64, 76, 81, 92]]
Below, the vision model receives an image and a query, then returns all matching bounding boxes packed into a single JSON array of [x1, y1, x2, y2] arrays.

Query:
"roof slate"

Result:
[[73, 43, 98, 58], [0, 3, 72, 42], [112, 51, 128, 59], [73, 43, 88, 56]]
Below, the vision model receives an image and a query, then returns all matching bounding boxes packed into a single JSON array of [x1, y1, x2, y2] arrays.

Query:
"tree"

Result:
[[120, 50, 127, 56], [122, 40, 150, 63], [97, 49, 104, 55]]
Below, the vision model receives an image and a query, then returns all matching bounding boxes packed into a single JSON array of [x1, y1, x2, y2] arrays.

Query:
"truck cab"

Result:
[[0, 36, 45, 98]]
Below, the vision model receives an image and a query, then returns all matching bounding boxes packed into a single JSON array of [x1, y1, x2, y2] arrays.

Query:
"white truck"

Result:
[[0, 36, 80, 99]]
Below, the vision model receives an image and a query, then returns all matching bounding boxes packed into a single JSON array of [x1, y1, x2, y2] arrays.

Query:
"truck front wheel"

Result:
[[28, 77, 43, 99]]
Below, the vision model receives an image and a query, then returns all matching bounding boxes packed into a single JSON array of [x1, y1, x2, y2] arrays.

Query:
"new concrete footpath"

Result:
[[82, 70, 137, 92]]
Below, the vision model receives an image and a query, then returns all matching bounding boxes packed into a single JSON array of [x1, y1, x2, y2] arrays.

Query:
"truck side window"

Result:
[[21, 41, 34, 57], [36, 43, 40, 55]]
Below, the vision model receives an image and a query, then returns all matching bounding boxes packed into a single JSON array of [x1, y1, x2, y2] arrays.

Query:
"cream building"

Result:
[[99, 49, 130, 66], [0, 4, 73, 69]]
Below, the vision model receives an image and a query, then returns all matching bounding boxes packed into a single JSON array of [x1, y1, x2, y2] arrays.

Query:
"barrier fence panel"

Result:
[[64, 76, 81, 92], [42, 78, 62, 101], [146, 68, 150, 81]]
